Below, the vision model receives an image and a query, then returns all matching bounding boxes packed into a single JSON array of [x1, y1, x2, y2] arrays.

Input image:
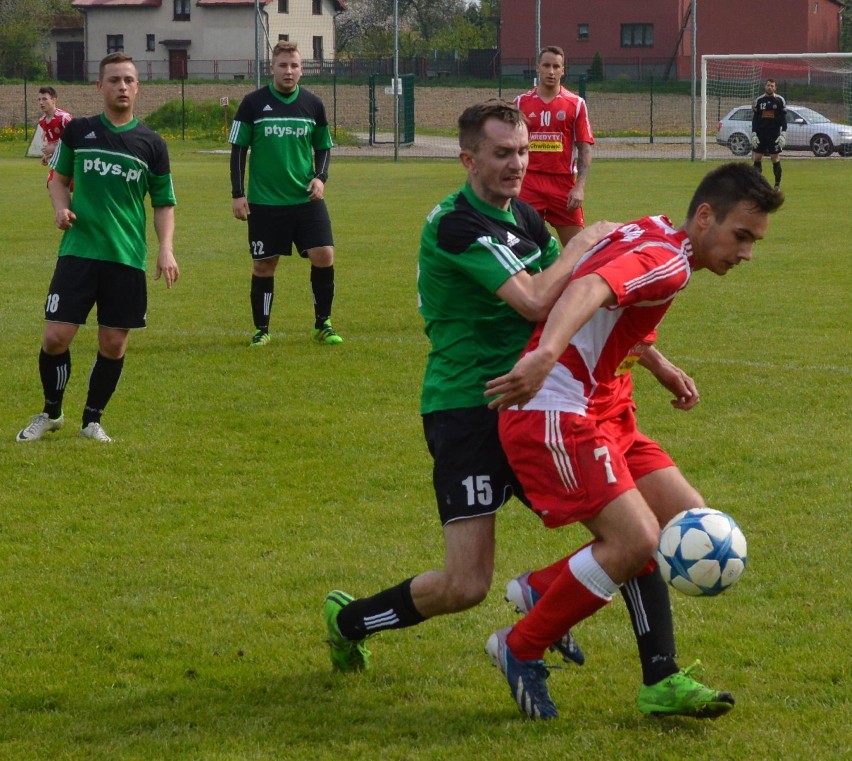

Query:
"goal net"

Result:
[[700, 53, 852, 159]]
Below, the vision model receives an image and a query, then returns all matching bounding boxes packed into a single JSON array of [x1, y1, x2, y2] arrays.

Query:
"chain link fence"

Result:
[[4, 71, 850, 160]]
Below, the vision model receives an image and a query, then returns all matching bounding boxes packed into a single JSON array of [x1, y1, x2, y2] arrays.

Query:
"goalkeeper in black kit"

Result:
[[751, 78, 787, 189]]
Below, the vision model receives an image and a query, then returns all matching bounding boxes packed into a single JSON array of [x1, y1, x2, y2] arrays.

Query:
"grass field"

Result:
[[0, 142, 849, 760]]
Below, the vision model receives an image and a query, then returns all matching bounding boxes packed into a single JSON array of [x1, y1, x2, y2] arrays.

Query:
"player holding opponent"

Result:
[[323, 100, 613, 673], [483, 162, 784, 720], [37, 86, 72, 184], [229, 41, 343, 348], [322, 100, 701, 682], [16, 53, 179, 443], [515, 46, 594, 246], [751, 78, 787, 190]]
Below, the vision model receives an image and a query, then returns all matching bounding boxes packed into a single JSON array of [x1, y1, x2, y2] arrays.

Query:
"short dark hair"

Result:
[[686, 162, 784, 221], [99, 52, 136, 80], [458, 99, 526, 152], [765, 78, 776, 85], [538, 46, 565, 63], [38, 86, 58, 98], [272, 41, 300, 59]]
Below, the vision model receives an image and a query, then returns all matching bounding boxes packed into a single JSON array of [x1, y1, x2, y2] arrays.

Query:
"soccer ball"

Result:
[[656, 508, 747, 597]]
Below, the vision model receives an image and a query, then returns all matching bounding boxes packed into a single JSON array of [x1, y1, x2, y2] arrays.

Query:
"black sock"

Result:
[[620, 567, 679, 685], [310, 265, 335, 328], [753, 160, 762, 174], [83, 352, 124, 427], [337, 577, 426, 640], [39, 348, 71, 420], [773, 162, 782, 186], [251, 275, 274, 332]]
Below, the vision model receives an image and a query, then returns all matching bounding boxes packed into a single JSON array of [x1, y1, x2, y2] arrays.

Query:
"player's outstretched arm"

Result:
[[153, 205, 179, 288]]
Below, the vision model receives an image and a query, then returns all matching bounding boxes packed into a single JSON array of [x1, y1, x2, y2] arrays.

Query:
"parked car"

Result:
[[716, 104, 852, 157]]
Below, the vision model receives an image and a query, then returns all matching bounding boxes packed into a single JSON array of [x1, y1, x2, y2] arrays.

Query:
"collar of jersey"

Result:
[[268, 83, 300, 103], [461, 182, 517, 224], [99, 113, 138, 132]]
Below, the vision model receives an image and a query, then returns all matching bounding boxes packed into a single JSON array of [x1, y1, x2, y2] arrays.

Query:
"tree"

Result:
[[842, 1, 852, 52], [335, 0, 497, 58], [0, 0, 77, 78]]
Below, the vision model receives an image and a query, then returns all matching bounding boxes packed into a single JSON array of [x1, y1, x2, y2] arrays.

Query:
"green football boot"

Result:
[[324, 590, 370, 672], [638, 660, 735, 718]]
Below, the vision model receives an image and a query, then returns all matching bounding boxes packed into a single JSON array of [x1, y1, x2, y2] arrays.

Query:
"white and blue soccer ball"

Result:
[[656, 508, 747, 597]]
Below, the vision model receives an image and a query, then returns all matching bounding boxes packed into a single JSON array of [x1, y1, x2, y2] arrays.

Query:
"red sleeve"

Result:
[[574, 98, 595, 144], [591, 244, 690, 307]]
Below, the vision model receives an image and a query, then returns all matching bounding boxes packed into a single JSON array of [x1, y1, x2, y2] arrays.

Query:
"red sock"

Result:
[[509, 550, 611, 660], [527, 558, 568, 596], [528, 541, 596, 596]]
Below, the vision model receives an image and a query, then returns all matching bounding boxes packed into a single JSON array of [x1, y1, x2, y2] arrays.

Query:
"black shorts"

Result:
[[247, 201, 334, 260], [45, 255, 147, 329], [423, 406, 526, 526], [755, 131, 782, 155]]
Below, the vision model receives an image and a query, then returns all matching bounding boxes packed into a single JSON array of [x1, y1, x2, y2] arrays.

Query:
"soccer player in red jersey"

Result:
[[515, 46, 594, 246], [37, 86, 73, 185], [483, 162, 784, 720]]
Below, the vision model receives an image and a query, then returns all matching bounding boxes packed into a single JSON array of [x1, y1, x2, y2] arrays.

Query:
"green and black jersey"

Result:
[[50, 114, 175, 271], [418, 183, 561, 414], [229, 84, 333, 206]]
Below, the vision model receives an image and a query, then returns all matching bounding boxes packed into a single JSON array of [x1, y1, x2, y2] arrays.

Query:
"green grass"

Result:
[[0, 143, 850, 759]]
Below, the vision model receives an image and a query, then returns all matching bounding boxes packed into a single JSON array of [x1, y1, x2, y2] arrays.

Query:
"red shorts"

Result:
[[519, 172, 585, 229], [600, 408, 675, 481], [499, 408, 674, 529]]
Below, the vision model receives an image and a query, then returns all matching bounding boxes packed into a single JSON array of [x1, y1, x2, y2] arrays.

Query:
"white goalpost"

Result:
[[700, 53, 852, 159]]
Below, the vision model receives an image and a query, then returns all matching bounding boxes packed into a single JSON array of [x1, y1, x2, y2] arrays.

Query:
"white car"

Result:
[[716, 104, 852, 157]]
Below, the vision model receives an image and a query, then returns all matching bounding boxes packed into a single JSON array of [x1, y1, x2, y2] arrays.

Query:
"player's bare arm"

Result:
[[568, 142, 592, 210], [639, 345, 700, 410], [153, 205, 179, 288], [486, 274, 616, 410], [496, 219, 618, 321], [48, 171, 75, 229]]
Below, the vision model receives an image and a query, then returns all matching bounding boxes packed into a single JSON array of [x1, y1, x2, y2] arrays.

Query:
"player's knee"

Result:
[[307, 246, 334, 267], [445, 575, 490, 612]]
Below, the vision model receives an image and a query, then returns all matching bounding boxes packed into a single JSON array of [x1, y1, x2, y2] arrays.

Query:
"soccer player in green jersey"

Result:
[[229, 41, 342, 347], [16, 52, 178, 444], [322, 100, 615, 672]]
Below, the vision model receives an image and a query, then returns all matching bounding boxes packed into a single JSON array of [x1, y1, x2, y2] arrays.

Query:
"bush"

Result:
[[143, 99, 232, 136]]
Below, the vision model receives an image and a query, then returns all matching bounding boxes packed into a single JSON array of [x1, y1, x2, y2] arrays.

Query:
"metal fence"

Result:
[[5, 75, 850, 161]]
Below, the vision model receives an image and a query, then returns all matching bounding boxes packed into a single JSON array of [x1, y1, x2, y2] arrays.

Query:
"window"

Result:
[[174, 0, 190, 21], [106, 34, 124, 53], [621, 23, 653, 48], [578, 23, 589, 41], [278, 34, 289, 42], [312, 0, 321, 15], [146, 34, 156, 51], [312, 36, 323, 60], [278, 0, 288, 12]]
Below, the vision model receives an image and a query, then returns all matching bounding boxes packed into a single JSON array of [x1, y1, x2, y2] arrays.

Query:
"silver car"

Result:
[[716, 104, 852, 158]]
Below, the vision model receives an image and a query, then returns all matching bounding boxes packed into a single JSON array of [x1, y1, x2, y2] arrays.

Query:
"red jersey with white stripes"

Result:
[[39, 107, 72, 145], [514, 86, 594, 176], [520, 215, 692, 416]]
